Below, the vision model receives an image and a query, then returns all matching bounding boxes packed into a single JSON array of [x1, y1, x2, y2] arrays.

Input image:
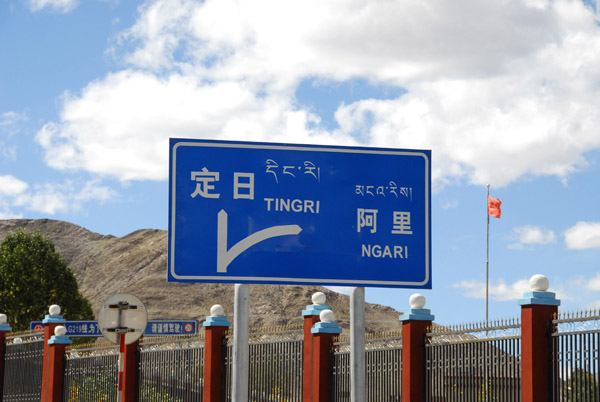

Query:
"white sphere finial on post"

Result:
[[529, 274, 549, 292], [320, 309, 335, 323], [0, 314, 6, 324], [409, 294, 426, 309], [312, 292, 326, 305], [210, 304, 225, 317], [49, 305, 61, 316], [54, 326, 67, 337]]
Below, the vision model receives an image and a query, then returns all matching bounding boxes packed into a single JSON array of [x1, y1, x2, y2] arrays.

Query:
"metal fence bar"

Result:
[[224, 344, 233, 401], [426, 321, 521, 402], [365, 347, 401, 401], [332, 342, 401, 402], [248, 339, 303, 401], [2, 338, 44, 402], [138, 345, 205, 401], [332, 349, 350, 402], [552, 318, 600, 402], [63, 353, 119, 402]]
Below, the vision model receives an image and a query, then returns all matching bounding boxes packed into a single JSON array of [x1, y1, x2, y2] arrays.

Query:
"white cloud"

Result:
[[27, 0, 79, 13], [509, 225, 556, 249], [587, 274, 600, 291], [441, 200, 459, 210], [325, 286, 352, 296], [14, 180, 117, 214], [0, 175, 28, 196], [0, 111, 27, 126], [0, 175, 117, 215], [0, 211, 23, 219], [37, 0, 600, 186], [564, 221, 600, 249], [453, 278, 531, 301], [37, 71, 351, 181], [1, 111, 27, 160]]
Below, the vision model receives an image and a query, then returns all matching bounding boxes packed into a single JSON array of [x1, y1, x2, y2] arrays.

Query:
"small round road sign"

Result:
[[184, 323, 193, 333], [97, 293, 147, 345], [34, 324, 43, 332]]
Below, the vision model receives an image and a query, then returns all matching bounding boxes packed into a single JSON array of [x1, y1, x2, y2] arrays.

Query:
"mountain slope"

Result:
[[0, 219, 403, 331]]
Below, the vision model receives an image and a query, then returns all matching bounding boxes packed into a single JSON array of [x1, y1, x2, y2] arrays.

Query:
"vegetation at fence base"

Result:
[[139, 383, 186, 402], [477, 380, 496, 402], [65, 371, 117, 402], [249, 382, 287, 402], [0, 230, 94, 331], [561, 368, 599, 400]]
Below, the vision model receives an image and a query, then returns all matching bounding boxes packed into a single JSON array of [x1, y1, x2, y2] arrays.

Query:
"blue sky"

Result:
[[1, 0, 600, 326]]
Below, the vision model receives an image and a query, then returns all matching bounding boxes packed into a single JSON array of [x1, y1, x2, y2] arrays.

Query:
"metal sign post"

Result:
[[232, 284, 250, 402], [105, 301, 138, 402], [350, 287, 366, 402]]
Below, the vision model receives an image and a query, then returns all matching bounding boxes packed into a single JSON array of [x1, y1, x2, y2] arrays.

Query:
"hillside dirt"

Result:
[[0, 219, 404, 332]]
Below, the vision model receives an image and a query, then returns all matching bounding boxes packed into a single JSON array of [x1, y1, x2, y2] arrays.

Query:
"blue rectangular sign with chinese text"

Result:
[[30, 320, 197, 337], [169, 139, 431, 288]]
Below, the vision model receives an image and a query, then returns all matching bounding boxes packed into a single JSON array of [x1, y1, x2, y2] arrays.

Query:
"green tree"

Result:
[[0, 230, 93, 331], [564, 368, 599, 400]]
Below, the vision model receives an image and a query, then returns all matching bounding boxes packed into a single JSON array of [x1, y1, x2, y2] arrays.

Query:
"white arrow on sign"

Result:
[[217, 209, 302, 273]]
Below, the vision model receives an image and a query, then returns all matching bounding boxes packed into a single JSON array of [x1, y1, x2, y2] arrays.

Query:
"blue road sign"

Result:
[[30, 320, 197, 337], [169, 139, 431, 288], [30, 320, 101, 337], [144, 320, 197, 336]]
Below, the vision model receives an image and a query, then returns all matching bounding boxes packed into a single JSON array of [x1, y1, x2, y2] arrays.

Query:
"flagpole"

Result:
[[486, 184, 490, 325]]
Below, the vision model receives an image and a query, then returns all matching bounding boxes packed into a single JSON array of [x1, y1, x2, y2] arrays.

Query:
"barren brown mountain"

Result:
[[0, 219, 404, 332]]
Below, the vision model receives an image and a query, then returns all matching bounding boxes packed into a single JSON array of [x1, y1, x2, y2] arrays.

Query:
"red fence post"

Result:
[[519, 274, 560, 402], [400, 294, 434, 402], [302, 292, 329, 402], [311, 309, 341, 402], [0, 313, 12, 400], [46, 325, 72, 402], [203, 304, 231, 402], [41, 305, 66, 402]]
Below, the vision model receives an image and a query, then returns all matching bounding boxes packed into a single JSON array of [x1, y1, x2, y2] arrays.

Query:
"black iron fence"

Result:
[[8, 311, 600, 402], [63, 338, 119, 402], [426, 320, 521, 402], [332, 330, 403, 402], [552, 310, 600, 402], [138, 334, 205, 402], [2, 333, 44, 402], [248, 339, 303, 401], [224, 325, 304, 401]]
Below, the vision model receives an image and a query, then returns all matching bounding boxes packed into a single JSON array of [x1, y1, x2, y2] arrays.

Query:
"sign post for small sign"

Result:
[[98, 294, 147, 402]]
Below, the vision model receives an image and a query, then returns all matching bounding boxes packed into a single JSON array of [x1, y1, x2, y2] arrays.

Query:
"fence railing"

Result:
[[138, 334, 205, 402], [552, 311, 600, 402], [2, 333, 44, 402], [426, 320, 521, 402], [62, 338, 119, 402], [6, 307, 600, 402], [248, 339, 303, 401], [332, 331, 403, 402], [223, 325, 304, 401]]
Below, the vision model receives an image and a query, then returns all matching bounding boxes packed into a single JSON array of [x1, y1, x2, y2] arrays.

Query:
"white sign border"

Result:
[[169, 141, 430, 287]]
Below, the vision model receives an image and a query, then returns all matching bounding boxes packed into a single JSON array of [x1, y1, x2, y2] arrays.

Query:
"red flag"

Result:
[[488, 195, 502, 218]]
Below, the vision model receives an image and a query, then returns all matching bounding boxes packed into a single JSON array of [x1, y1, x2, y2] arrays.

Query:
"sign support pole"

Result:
[[232, 283, 250, 402], [350, 287, 366, 402], [117, 332, 125, 402]]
